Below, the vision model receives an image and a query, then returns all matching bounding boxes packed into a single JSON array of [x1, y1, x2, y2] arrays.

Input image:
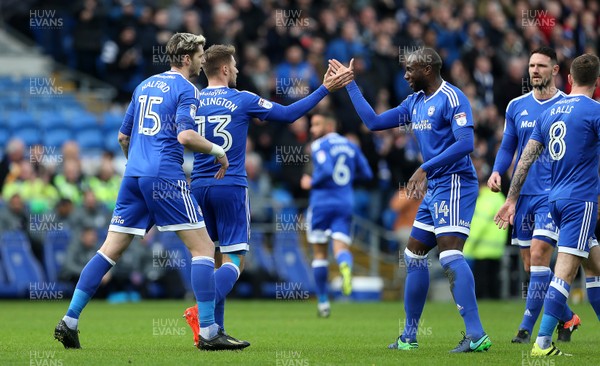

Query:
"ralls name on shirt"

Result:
[[141, 80, 170, 93], [550, 105, 573, 116], [199, 97, 238, 112], [521, 120, 536, 128], [412, 120, 432, 131], [330, 144, 355, 157]]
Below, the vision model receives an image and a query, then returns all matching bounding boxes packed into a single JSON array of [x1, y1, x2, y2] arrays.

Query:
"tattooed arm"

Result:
[[506, 139, 544, 201], [494, 138, 544, 229]]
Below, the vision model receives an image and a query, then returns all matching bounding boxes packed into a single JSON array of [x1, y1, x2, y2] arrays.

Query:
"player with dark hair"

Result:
[[488, 47, 579, 343], [53, 33, 251, 351], [301, 112, 373, 317], [330, 48, 491, 352], [182, 44, 354, 346], [496, 53, 600, 357]]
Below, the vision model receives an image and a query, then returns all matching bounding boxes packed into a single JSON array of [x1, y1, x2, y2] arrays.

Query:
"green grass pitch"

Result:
[[1, 299, 597, 365]]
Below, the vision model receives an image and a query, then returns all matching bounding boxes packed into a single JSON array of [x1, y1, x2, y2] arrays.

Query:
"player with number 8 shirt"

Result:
[[494, 53, 600, 357]]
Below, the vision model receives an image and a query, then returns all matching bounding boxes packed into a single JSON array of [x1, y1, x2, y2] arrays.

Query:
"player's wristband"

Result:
[[209, 144, 225, 158]]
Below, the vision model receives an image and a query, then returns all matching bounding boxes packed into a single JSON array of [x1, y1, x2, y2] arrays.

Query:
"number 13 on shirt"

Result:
[[195, 114, 233, 152]]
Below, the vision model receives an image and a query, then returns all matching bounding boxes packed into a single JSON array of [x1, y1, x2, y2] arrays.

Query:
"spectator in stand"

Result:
[[246, 151, 272, 224], [71, 190, 110, 236], [473, 55, 495, 106], [2, 163, 59, 214], [60, 226, 110, 296], [54, 159, 84, 205], [104, 26, 144, 102], [72, 0, 107, 79], [325, 20, 368, 67], [494, 57, 527, 114], [389, 187, 422, 251], [0, 193, 45, 263], [275, 45, 320, 103], [86, 153, 121, 210], [0, 138, 25, 194]]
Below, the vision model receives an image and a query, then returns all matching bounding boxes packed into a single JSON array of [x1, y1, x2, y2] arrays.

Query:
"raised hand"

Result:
[[323, 59, 355, 92]]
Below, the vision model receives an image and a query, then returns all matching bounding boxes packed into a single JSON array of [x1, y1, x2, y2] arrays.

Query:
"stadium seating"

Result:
[[103, 111, 124, 133], [43, 230, 75, 296], [248, 229, 277, 276], [43, 128, 73, 148], [0, 261, 22, 298], [12, 127, 42, 146], [0, 231, 46, 298], [75, 128, 105, 151], [272, 231, 315, 293], [39, 114, 70, 131], [153, 231, 192, 294], [7, 111, 37, 131], [103, 132, 121, 154], [0, 127, 9, 147], [43, 230, 70, 282]]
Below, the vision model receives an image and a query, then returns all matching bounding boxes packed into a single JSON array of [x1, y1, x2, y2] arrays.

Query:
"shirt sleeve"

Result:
[[529, 111, 545, 145], [419, 88, 475, 172], [420, 127, 474, 172], [243, 86, 329, 123], [119, 97, 135, 136], [310, 143, 332, 188], [354, 145, 373, 181], [492, 107, 518, 174], [175, 86, 199, 134], [345, 81, 409, 131], [447, 89, 475, 133]]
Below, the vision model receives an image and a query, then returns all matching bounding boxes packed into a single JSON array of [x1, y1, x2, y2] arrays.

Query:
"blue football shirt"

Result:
[[530, 94, 600, 203], [309, 133, 373, 208], [396, 81, 477, 181], [120, 71, 199, 179], [503, 91, 565, 195], [191, 87, 273, 188]]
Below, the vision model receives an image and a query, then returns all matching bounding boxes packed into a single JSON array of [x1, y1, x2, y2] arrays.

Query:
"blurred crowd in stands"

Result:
[[2, 0, 599, 294]]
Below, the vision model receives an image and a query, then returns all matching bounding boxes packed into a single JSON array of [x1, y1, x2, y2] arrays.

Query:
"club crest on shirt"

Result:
[[427, 106, 435, 116], [258, 98, 273, 109], [454, 112, 467, 126], [189, 104, 197, 119], [316, 150, 327, 164]]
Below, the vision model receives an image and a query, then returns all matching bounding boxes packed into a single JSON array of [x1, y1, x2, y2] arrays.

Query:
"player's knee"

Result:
[[436, 233, 466, 252], [406, 236, 432, 257], [530, 238, 554, 266], [224, 252, 245, 271], [312, 243, 328, 259], [582, 258, 600, 276]]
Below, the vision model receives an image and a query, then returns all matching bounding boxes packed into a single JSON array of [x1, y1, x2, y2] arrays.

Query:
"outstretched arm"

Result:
[[345, 81, 404, 130], [329, 59, 404, 131], [266, 85, 329, 123], [264, 65, 354, 123]]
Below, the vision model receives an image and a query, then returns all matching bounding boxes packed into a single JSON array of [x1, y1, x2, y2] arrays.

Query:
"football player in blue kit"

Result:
[[496, 53, 600, 357], [53, 33, 249, 351], [300, 112, 373, 317], [330, 48, 491, 353], [488, 47, 579, 343], [182, 44, 354, 345]]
